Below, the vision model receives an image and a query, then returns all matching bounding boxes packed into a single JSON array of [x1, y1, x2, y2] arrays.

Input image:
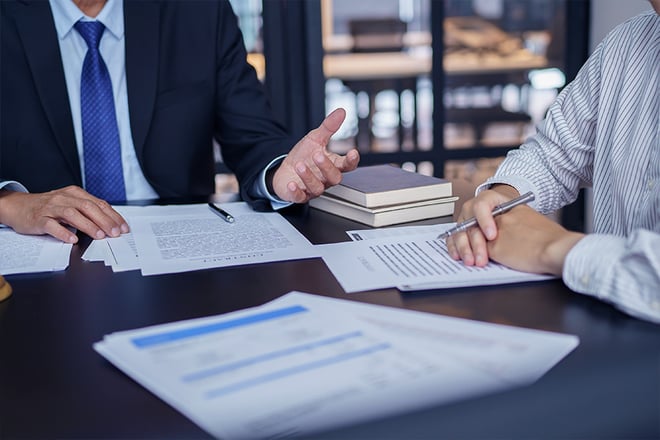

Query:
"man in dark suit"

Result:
[[0, 0, 359, 243]]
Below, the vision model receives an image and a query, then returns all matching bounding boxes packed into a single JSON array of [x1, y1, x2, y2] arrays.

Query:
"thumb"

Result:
[[307, 108, 346, 146]]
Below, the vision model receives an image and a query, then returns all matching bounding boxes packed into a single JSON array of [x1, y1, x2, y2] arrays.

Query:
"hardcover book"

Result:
[[309, 194, 458, 227], [324, 164, 453, 208]]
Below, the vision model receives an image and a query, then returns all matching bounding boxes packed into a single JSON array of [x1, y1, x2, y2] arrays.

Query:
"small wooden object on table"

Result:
[[0, 275, 12, 301]]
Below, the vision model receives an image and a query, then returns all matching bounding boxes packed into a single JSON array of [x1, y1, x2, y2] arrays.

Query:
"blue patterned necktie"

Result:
[[75, 21, 126, 202]]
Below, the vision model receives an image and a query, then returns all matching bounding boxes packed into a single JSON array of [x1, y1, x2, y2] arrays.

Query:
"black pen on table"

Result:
[[437, 191, 535, 240], [208, 202, 235, 223]]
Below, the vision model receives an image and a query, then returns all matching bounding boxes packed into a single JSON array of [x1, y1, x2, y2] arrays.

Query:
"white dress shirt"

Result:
[[479, 11, 660, 323], [50, 0, 158, 201]]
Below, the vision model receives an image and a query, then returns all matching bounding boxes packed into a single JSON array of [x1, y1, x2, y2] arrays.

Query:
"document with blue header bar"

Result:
[[94, 291, 578, 439]]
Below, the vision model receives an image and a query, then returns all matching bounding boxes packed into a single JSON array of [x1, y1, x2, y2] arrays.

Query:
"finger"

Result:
[[295, 162, 325, 198], [445, 235, 460, 260], [345, 149, 360, 170], [53, 205, 107, 240], [330, 148, 360, 172], [313, 152, 342, 187], [41, 218, 79, 244], [74, 199, 124, 237], [473, 200, 499, 240], [78, 193, 128, 235], [467, 225, 489, 266], [453, 231, 475, 266], [61, 187, 129, 235], [96, 199, 130, 233], [305, 108, 346, 146], [286, 181, 308, 204]]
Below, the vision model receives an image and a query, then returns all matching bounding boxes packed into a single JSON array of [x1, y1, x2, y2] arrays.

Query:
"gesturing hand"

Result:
[[272, 108, 360, 203], [0, 186, 129, 243]]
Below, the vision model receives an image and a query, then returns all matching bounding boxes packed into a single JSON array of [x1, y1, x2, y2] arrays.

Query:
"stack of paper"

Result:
[[83, 202, 319, 275], [0, 227, 73, 275], [95, 291, 578, 439]]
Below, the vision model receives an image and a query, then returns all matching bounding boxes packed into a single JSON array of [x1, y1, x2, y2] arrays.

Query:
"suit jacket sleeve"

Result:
[[211, 1, 295, 210], [129, 1, 294, 209]]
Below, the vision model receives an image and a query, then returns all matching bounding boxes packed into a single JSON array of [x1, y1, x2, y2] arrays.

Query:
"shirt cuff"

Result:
[[253, 155, 292, 211], [0, 181, 28, 228], [562, 233, 625, 298], [476, 176, 542, 211], [0, 181, 29, 193]]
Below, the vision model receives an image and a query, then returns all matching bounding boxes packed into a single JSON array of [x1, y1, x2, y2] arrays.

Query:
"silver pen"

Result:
[[208, 202, 235, 223], [437, 191, 535, 240]]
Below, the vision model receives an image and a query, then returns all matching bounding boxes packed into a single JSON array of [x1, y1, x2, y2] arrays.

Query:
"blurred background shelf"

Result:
[[222, 0, 593, 229]]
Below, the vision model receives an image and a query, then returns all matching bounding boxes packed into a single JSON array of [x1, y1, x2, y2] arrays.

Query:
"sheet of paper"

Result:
[[81, 239, 106, 262], [82, 203, 318, 275], [0, 227, 73, 275], [103, 234, 140, 272], [81, 235, 137, 271], [346, 223, 452, 241], [127, 202, 319, 276], [83, 205, 206, 271], [94, 291, 577, 439], [96, 204, 206, 272], [272, 293, 578, 385], [317, 228, 553, 293]]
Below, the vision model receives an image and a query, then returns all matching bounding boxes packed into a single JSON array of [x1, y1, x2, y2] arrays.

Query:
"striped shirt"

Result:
[[480, 11, 660, 323]]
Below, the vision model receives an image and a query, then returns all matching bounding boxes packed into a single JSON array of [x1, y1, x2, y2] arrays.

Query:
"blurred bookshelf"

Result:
[[322, 0, 585, 192], [218, 0, 589, 223]]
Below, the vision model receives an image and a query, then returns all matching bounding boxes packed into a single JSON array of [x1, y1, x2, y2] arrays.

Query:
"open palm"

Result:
[[272, 108, 360, 203]]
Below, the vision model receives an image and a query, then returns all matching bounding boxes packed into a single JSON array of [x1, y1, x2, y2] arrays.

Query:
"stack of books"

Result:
[[309, 164, 458, 227]]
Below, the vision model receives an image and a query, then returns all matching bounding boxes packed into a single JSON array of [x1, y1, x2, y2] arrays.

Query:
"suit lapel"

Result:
[[124, 0, 159, 161], [13, 0, 81, 183]]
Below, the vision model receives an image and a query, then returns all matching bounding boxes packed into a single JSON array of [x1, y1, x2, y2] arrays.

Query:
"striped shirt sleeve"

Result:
[[480, 11, 660, 323], [564, 231, 660, 323]]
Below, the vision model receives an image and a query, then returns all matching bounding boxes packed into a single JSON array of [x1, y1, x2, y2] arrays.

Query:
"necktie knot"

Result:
[[74, 21, 105, 50]]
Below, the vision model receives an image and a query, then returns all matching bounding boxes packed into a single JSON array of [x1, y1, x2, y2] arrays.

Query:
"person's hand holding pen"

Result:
[[446, 184, 584, 276], [445, 184, 522, 267], [439, 190, 535, 240]]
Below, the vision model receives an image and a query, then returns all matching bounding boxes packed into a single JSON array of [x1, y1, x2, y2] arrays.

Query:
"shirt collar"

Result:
[[49, 0, 124, 40]]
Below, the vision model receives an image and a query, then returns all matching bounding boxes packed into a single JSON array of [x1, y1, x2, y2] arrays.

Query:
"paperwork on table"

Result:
[[95, 291, 578, 439], [83, 203, 318, 275], [316, 223, 553, 293], [0, 226, 72, 275]]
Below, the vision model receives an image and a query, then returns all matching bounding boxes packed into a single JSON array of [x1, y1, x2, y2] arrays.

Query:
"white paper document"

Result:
[[284, 293, 577, 386], [82, 233, 140, 272], [346, 223, 449, 241], [94, 291, 578, 439], [83, 203, 319, 276], [0, 227, 73, 275], [82, 205, 204, 272], [318, 225, 553, 293]]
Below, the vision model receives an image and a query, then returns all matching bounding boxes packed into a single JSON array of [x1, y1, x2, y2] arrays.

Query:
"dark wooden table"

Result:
[[1, 199, 658, 439]]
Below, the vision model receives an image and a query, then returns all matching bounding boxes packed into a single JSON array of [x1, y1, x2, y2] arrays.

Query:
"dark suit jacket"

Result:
[[0, 0, 293, 209]]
